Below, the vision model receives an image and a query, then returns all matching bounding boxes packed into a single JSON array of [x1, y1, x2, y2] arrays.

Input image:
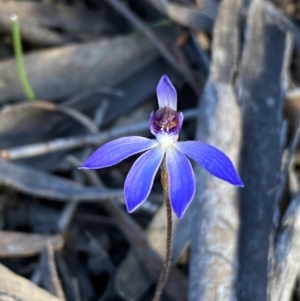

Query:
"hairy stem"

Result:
[[152, 157, 173, 301]]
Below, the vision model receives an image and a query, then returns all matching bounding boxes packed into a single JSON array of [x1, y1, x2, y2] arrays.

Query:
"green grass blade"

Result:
[[11, 14, 36, 101]]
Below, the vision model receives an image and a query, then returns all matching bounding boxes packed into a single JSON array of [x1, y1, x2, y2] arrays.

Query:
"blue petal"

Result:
[[156, 75, 177, 110], [124, 147, 165, 213], [175, 141, 244, 186], [80, 137, 158, 169], [166, 148, 195, 219]]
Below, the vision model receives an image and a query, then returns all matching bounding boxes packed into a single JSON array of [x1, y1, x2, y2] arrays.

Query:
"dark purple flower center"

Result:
[[149, 106, 183, 139], [152, 107, 179, 132]]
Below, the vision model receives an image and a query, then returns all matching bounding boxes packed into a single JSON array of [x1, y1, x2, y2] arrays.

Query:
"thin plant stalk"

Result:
[[10, 14, 36, 101], [152, 157, 173, 301]]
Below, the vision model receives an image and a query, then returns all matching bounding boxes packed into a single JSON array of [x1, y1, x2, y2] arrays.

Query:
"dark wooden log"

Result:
[[235, 0, 292, 300]]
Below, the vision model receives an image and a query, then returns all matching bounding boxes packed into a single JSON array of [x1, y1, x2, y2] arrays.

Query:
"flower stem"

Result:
[[152, 157, 173, 301]]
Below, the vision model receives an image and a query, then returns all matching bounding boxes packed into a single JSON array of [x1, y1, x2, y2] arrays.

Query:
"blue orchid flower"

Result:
[[80, 75, 243, 218]]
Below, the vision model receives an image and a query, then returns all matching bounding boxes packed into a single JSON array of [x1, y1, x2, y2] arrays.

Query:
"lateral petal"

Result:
[[125, 147, 165, 213], [166, 147, 195, 219], [80, 136, 158, 169], [156, 75, 177, 110], [175, 141, 244, 186]]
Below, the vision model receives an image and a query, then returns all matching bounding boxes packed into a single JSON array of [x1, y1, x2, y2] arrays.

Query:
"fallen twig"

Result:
[[104, 0, 199, 94], [0, 108, 197, 160], [0, 158, 124, 202]]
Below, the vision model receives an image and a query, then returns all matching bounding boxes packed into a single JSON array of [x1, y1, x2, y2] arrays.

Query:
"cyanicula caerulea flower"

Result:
[[80, 75, 243, 218]]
